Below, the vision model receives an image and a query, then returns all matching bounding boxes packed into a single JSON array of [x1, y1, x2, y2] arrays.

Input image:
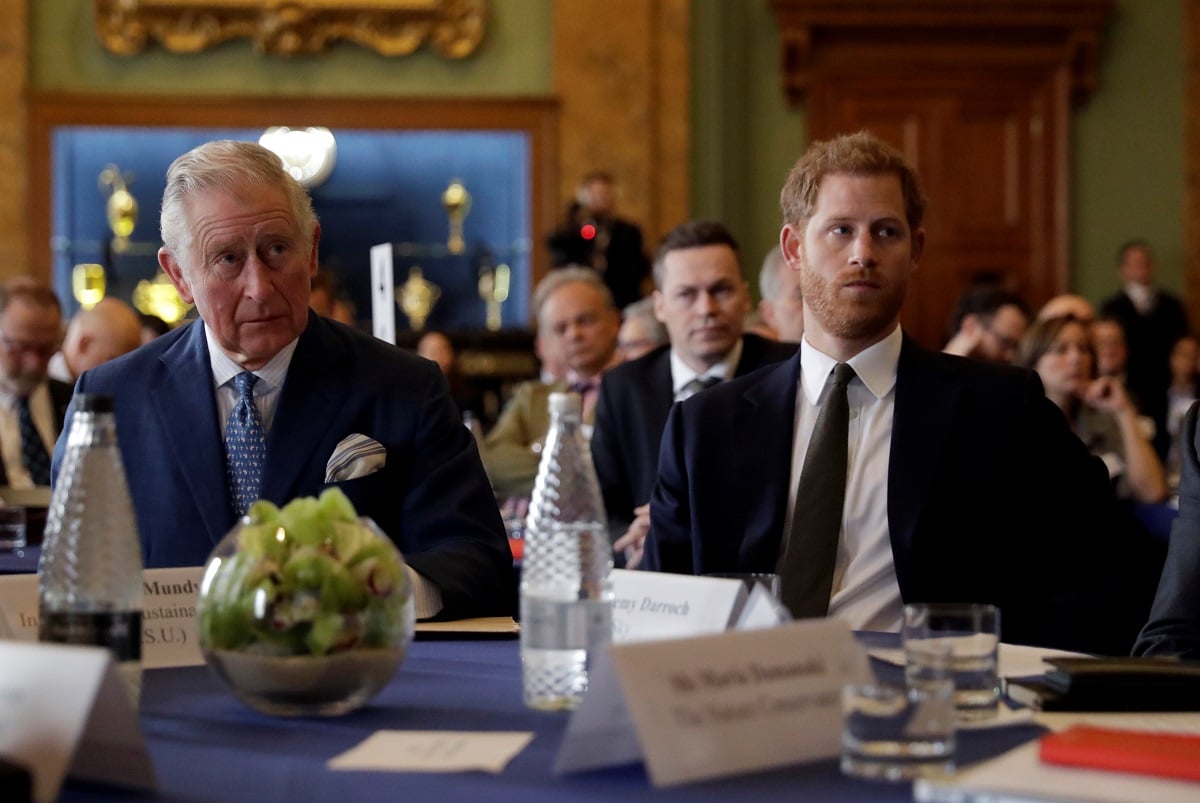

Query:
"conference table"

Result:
[[58, 634, 1047, 803]]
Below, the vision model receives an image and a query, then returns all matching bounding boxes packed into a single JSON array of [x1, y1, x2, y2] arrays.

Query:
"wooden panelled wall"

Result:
[[0, 2, 28, 276], [553, 0, 690, 253]]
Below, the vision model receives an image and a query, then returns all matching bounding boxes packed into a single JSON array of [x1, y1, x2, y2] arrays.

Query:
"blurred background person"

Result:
[[1037, 293, 1095, 323], [417, 330, 487, 429], [1165, 334, 1200, 487], [138, 311, 171, 345], [1100, 240, 1189, 460], [310, 269, 357, 326], [48, 297, 142, 384], [1017, 314, 1167, 505], [756, 244, 804, 342], [0, 280, 70, 488], [616, 296, 667, 362], [742, 309, 778, 341], [546, 171, 650, 309], [482, 268, 620, 498], [942, 284, 1029, 364]]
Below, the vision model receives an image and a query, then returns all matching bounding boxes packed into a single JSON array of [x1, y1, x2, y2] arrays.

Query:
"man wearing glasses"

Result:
[[942, 284, 1030, 365], [0, 280, 70, 488]]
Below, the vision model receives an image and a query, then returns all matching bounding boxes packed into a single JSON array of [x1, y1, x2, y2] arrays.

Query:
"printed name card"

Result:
[[557, 618, 869, 786], [0, 566, 205, 667], [0, 641, 155, 801], [610, 569, 744, 643]]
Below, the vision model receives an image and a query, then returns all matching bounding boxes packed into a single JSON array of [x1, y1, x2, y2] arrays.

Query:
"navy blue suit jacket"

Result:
[[645, 338, 1151, 655], [1135, 401, 1200, 658], [53, 313, 513, 619], [591, 334, 797, 540]]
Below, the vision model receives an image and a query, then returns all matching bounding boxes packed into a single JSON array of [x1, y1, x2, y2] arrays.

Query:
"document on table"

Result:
[[329, 731, 533, 773], [915, 717, 1200, 803]]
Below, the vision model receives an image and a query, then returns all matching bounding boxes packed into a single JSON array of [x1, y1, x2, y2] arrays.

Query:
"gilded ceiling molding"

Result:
[[94, 0, 488, 58]]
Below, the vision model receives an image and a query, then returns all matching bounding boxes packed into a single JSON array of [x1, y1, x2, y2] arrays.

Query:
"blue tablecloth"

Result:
[[60, 638, 1044, 802]]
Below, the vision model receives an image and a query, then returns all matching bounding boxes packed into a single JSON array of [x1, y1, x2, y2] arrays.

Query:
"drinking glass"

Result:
[[903, 603, 1001, 720], [841, 641, 956, 782]]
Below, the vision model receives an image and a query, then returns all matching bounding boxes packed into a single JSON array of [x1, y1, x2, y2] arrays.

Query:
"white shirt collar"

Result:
[[204, 322, 299, 394], [800, 325, 902, 405], [669, 338, 744, 396], [1124, 281, 1156, 314]]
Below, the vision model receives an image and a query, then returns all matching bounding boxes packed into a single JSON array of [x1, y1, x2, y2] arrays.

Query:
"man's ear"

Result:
[[781, 224, 805, 269], [910, 227, 925, 269], [652, 290, 666, 324], [158, 247, 194, 304]]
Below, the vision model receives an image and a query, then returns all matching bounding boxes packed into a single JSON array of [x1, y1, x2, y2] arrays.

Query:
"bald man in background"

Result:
[[49, 298, 143, 383]]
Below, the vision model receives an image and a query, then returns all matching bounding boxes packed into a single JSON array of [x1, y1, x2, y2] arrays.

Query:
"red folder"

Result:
[[1039, 725, 1200, 783]]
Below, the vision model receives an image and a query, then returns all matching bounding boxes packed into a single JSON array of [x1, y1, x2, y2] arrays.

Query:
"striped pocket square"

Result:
[[325, 434, 387, 482]]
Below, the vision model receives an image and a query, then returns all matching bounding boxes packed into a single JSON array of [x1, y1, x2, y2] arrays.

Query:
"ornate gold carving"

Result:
[[94, 0, 488, 58]]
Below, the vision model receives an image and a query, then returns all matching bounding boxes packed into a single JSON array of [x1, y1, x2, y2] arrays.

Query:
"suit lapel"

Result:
[[888, 339, 959, 596], [735, 352, 802, 564], [262, 315, 351, 503], [152, 322, 230, 547]]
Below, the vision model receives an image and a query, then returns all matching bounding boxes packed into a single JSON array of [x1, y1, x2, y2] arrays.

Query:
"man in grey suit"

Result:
[[644, 132, 1149, 655], [53, 140, 512, 621], [591, 220, 796, 567]]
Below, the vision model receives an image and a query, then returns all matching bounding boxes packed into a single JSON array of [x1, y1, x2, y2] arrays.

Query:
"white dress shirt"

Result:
[[670, 338, 744, 402], [203, 324, 444, 618], [785, 326, 904, 632], [0, 381, 59, 489]]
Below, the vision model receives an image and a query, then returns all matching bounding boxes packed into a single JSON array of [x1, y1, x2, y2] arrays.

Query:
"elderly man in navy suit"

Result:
[[644, 131, 1151, 655], [52, 140, 512, 621]]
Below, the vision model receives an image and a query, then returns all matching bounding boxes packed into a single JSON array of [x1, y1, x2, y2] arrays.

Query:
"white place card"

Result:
[[553, 648, 641, 775], [370, 242, 396, 345], [610, 569, 743, 643], [329, 731, 534, 774], [0, 567, 205, 668], [0, 641, 155, 802], [611, 619, 869, 787]]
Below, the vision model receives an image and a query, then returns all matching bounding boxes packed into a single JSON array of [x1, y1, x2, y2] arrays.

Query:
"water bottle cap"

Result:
[[75, 394, 114, 413], [548, 391, 582, 415]]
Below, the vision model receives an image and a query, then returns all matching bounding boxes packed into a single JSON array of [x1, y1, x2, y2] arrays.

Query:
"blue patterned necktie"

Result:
[[225, 371, 265, 517], [17, 396, 51, 486]]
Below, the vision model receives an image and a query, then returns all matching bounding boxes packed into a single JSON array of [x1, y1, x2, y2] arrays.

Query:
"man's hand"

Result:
[[613, 504, 650, 569]]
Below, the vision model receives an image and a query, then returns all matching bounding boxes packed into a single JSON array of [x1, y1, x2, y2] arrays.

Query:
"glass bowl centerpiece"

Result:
[[196, 488, 414, 716]]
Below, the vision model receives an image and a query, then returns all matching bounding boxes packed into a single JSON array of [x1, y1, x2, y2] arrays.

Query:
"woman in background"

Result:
[[1017, 314, 1168, 505]]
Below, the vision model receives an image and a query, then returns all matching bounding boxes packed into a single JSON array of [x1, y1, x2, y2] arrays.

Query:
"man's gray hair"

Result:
[[758, 245, 788, 301], [159, 140, 318, 258], [533, 267, 615, 329]]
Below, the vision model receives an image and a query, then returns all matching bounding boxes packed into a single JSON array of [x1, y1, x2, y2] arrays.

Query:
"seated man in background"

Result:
[[0, 280, 71, 488], [616, 296, 668, 362], [758, 244, 805, 343], [481, 267, 621, 498], [592, 220, 797, 568], [645, 131, 1149, 655], [48, 297, 143, 383], [55, 140, 512, 620], [941, 284, 1029, 364]]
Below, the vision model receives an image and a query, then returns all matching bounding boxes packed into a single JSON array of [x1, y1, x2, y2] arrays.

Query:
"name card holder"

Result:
[[0, 641, 154, 801], [556, 618, 869, 786]]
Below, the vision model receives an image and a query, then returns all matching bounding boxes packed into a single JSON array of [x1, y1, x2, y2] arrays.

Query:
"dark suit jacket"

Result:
[[1135, 401, 1200, 659], [644, 338, 1150, 655], [591, 334, 797, 540], [52, 313, 513, 620], [0, 379, 73, 487]]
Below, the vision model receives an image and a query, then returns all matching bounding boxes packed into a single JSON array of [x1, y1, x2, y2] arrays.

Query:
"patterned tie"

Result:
[[225, 372, 265, 517], [568, 377, 600, 420], [17, 396, 51, 486], [779, 362, 856, 618]]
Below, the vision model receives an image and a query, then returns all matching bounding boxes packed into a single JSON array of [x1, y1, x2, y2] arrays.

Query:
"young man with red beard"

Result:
[[642, 131, 1152, 656]]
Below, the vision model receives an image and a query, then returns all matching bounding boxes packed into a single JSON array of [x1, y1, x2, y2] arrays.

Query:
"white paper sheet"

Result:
[[328, 731, 533, 773]]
